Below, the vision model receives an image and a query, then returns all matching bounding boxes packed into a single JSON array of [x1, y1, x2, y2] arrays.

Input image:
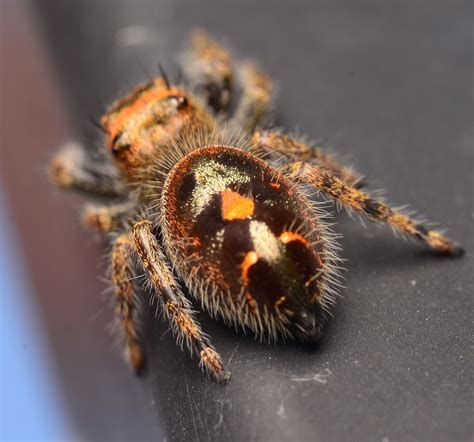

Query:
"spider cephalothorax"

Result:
[[100, 77, 215, 177], [49, 30, 463, 383]]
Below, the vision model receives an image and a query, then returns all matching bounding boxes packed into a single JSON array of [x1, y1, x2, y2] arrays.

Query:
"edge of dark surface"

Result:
[[19, 1, 474, 441]]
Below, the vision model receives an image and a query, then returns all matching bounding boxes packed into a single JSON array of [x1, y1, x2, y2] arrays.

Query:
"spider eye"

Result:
[[110, 132, 131, 156], [169, 95, 188, 109], [178, 96, 188, 108], [112, 143, 131, 156]]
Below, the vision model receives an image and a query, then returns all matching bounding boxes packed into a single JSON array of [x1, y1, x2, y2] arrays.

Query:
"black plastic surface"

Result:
[[28, 1, 474, 440]]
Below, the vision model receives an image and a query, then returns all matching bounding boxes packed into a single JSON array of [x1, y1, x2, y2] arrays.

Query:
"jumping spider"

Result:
[[49, 30, 463, 383]]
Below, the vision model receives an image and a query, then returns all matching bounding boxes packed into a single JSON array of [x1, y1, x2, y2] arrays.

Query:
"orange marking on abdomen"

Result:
[[279, 231, 309, 246], [275, 296, 286, 307], [221, 190, 255, 220], [240, 251, 259, 314], [241, 251, 258, 287]]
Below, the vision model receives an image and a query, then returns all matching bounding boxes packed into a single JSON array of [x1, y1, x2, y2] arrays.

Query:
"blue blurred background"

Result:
[[0, 191, 74, 440], [0, 2, 159, 440]]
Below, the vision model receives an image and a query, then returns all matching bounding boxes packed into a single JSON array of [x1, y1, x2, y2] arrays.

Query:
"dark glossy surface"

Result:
[[4, 1, 472, 440]]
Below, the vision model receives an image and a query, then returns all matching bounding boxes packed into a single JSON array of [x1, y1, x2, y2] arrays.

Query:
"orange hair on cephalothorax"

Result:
[[102, 79, 182, 141], [99, 77, 214, 178]]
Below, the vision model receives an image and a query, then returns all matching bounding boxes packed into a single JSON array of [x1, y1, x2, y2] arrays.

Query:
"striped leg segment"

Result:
[[234, 62, 273, 132], [49, 140, 123, 197], [82, 201, 134, 233], [132, 220, 230, 383], [253, 131, 364, 187], [283, 161, 463, 256], [111, 233, 144, 372], [180, 29, 234, 114]]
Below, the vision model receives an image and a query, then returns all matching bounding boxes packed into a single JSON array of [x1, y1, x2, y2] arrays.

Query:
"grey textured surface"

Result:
[[30, 1, 473, 441]]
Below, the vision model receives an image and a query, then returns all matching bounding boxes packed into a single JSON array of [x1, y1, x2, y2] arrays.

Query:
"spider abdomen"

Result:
[[162, 145, 334, 340]]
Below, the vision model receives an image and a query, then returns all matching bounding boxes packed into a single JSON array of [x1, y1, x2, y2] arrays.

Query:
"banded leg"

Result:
[[82, 201, 135, 233], [253, 131, 364, 187], [132, 220, 230, 383], [233, 62, 273, 132], [111, 233, 144, 372], [180, 29, 234, 114], [283, 161, 463, 256], [49, 140, 124, 197]]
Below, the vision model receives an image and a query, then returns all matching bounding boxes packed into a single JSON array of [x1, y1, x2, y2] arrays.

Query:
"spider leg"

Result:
[[49, 140, 124, 197], [82, 201, 135, 233], [180, 29, 233, 114], [282, 161, 463, 256], [111, 233, 145, 372], [132, 220, 230, 383], [253, 131, 364, 187], [232, 61, 273, 132]]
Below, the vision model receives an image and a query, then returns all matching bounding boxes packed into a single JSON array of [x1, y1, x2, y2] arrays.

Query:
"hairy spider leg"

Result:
[[233, 61, 273, 132], [132, 220, 230, 383], [282, 160, 463, 255], [253, 131, 364, 187], [49, 140, 123, 197], [180, 29, 234, 114], [181, 30, 273, 132], [82, 201, 135, 233], [111, 233, 144, 371]]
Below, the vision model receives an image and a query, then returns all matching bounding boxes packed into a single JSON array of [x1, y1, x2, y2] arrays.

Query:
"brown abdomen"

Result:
[[162, 145, 329, 339]]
